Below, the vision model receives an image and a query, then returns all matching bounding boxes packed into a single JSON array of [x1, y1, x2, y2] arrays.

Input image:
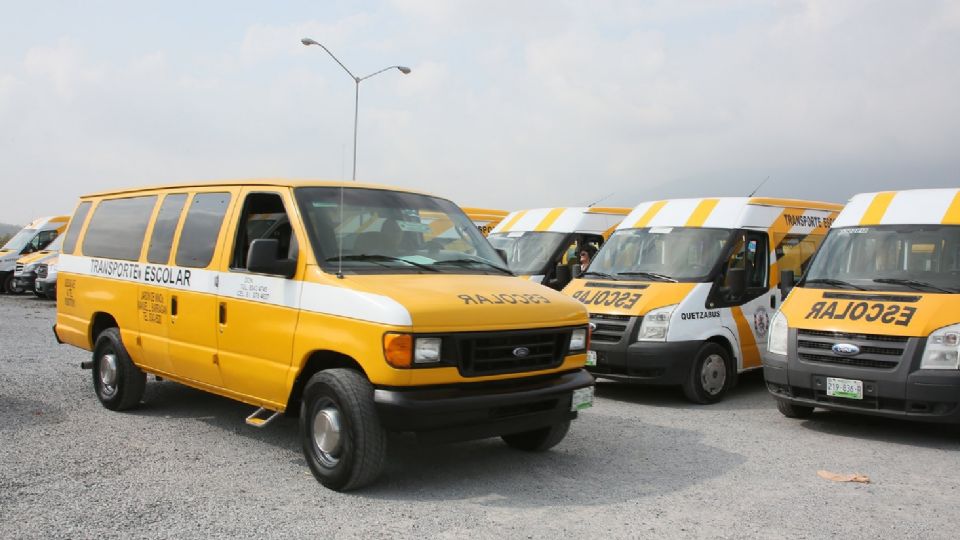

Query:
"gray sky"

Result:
[[1, 0, 958, 225]]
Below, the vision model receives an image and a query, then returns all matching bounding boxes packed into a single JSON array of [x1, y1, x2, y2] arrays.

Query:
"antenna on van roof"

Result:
[[748, 176, 770, 197], [588, 192, 615, 207]]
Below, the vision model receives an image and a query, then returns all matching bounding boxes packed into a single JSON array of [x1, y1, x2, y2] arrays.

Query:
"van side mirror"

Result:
[[724, 267, 746, 300], [247, 239, 296, 278], [552, 263, 573, 290], [779, 269, 796, 299], [495, 248, 508, 264]]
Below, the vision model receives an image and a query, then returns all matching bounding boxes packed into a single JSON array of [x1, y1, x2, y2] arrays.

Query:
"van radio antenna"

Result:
[[588, 191, 615, 207], [748, 176, 770, 197], [337, 182, 345, 279]]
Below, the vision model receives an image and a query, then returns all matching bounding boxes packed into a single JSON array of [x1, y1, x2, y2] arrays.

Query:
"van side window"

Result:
[[147, 193, 188, 264], [710, 230, 769, 306], [82, 196, 158, 261], [62, 202, 92, 255], [176, 192, 231, 268], [30, 230, 59, 252], [774, 232, 824, 276], [230, 192, 296, 270]]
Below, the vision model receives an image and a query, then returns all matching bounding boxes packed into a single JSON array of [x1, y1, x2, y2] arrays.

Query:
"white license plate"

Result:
[[571, 386, 594, 411], [585, 350, 597, 367], [826, 377, 863, 400]]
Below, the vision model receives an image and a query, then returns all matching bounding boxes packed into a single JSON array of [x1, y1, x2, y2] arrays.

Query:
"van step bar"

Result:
[[80, 360, 93, 370], [245, 407, 280, 428]]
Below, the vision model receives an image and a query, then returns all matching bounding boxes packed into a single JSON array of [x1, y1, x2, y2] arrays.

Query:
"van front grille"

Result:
[[589, 314, 632, 343], [796, 329, 909, 370], [455, 328, 570, 377], [15, 263, 24, 274]]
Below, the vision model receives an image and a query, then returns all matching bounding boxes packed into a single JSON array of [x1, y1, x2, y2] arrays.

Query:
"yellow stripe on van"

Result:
[[942, 192, 960, 224], [684, 199, 720, 227], [534, 208, 566, 232], [731, 306, 762, 369], [498, 210, 527, 232], [859, 192, 896, 225], [631, 201, 667, 228]]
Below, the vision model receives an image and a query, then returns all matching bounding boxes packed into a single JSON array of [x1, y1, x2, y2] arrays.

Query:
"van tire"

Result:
[[776, 399, 815, 419], [92, 327, 146, 411], [300, 369, 386, 491], [502, 420, 571, 452], [682, 342, 732, 404], [3, 274, 24, 295]]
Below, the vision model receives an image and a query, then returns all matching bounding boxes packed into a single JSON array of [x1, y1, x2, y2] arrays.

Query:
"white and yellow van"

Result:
[[13, 235, 63, 296], [462, 207, 510, 236], [487, 207, 632, 290], [563, 197, 842, 403], [54, 180, 593, 490], [764, 189, 960, 423], [0, 215, 69, 294]]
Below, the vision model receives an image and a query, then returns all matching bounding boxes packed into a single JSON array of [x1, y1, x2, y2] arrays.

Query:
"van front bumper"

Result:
[[586, 340, 700, 385], [763, 333, 960, 423], [373, 369, 594, 443]]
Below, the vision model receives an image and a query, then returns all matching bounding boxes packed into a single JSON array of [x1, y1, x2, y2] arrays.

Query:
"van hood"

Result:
[[317, 272, 587, 330], [17, 250, 55, 265], [562, 278, 696, 317], [781, 286, 960, 337]]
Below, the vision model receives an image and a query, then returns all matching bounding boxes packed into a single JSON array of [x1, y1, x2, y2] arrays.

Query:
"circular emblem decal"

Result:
[[753, 308, 770, 339], [832, 343, 861, 356], [512, 347, 531, 358]]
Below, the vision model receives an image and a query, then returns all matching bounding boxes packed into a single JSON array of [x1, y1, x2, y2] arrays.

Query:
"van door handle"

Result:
[[770, 294, 776, 309], [219, 302, 227, 325], [171, 295, 178, 316]]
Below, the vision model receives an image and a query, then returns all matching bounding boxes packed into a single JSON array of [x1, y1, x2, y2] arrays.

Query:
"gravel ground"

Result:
[[1, 294, 958, 539]]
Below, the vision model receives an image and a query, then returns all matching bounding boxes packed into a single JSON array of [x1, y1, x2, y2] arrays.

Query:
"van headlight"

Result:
[[569, 328, 587, 352], [413, 337, 442, 364], [920, 323, 960, 370], [767, 311, 789, 356], [638, 305, 677, 342]]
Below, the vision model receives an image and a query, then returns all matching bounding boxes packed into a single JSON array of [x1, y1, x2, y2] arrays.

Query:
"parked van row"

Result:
[[0, 216, 68, 294]]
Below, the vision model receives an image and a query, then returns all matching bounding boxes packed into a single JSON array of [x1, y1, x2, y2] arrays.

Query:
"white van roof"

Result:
[[490, 207, 631, 235], [616, 197, 843, 231], [832, 189, 960, 227]]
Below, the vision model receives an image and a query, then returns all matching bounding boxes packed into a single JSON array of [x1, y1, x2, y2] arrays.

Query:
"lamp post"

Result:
[[301, 38, 411, 181]]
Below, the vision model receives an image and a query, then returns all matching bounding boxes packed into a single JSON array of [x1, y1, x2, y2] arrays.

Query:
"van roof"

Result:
[[24, 216, 70, 229], [490, 207, 632, 235], [617, 197, 843, 231], [80, 179, 436, 199], [832, 189, 960, 227]]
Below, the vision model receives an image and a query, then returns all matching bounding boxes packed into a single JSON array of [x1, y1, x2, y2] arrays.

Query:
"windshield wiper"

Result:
[[616, 271, 678, 283], [873, 278, 954, 293], [802, 278, 866, 290], [433, 258, 513, 275], [581, 270, 618, 280], [325, 254, 440, 272]]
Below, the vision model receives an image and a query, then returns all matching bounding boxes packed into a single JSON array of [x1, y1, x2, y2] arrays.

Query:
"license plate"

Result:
[[571, 386, 594, 411], [585, 350, 597, 367], [826, 377, 863, 400]]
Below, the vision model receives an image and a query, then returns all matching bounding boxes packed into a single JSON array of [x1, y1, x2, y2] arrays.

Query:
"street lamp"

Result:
[[301, 37, 411, 180]]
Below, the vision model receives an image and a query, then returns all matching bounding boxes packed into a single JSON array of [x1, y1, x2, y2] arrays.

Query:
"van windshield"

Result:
[[588, 227, 735, 282], [295, 187, 510, 275], [802, 225, 960, 293], [1, 229, 38, 252], [487, 232, 569, 275]]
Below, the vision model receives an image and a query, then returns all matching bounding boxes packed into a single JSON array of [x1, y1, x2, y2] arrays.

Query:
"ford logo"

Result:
[[589, 322, 597, 332], [832, 343, 861, 356], [513, 347, 530, 358]]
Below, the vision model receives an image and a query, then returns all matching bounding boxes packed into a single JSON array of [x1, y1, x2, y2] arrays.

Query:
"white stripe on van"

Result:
[[59, 254, 413, 327]]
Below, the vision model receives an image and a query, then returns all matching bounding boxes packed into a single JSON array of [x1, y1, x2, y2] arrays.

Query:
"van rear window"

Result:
[[62, 202, 92, 255], [82, 196, 157, 261], [175, 192, 231, 268]]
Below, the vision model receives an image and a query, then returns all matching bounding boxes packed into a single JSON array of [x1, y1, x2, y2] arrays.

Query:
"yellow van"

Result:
[[0, 215, 69, 294], [487, 207, 631, 290], [563, 197, 842, 403], [54, 180, 593, 490], [764, 189, 960, 423]]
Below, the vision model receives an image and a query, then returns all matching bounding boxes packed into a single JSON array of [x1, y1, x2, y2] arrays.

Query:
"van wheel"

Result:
[[3, 274, 24, 295], [300, 369, 386, 491], [682, 342, 732, 404], [502, 420, 571, 451], [776, 399, 815, 419], [92, 327, 146, 411]]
